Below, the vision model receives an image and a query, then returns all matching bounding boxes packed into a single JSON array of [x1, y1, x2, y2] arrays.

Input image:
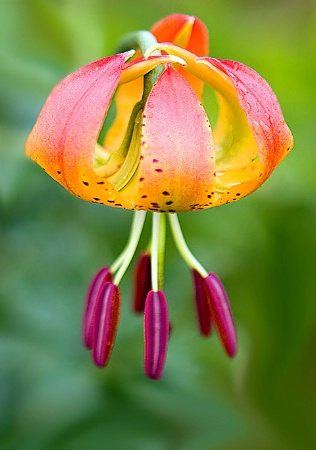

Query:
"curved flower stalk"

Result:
[[25, 14, 293, 379]]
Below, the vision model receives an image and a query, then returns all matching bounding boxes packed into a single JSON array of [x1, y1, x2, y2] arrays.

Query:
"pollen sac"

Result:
[[204, 273, 237, 357], [144, 290, 169, 380], [82, 266, 113, 349], [132, 252, 152, 313], [192, 269, 213, 336], [92, 282, 121, 367]]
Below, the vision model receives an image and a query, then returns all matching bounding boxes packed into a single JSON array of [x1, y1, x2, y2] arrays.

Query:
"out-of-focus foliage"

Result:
[[1, 0, 315, 449]]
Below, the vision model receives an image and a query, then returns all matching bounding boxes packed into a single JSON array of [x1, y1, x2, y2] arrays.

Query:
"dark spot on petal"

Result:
[[108, 200, 115, 203], [83, 181, 89, 186], [236, 193, 241, 196], [97, 181, 105, 185], [168, 209, 176, 213], [153, 159, 159, 163], [165, 201, 173, 205], [140, 155, 144, 160], [162, 191, 170, 196], [155, 169, 163, 173], [142, 195, 148, 198], [115, 204, 122, 207], [93, 198, 100, 201], [139, 177, 145, 182], [57, 171, 61, 174]]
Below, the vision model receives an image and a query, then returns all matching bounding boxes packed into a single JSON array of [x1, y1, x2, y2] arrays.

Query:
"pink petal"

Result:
[[136, 66, 215, 212], [192, 269, 213, 336], [214, 57, 293, 172], [82, 266, 112, 349], [198, 56, 294, 205], [92, 282, 120, 367], [25, 51, 133, 206], [144, 290, 169, 380], [204, 273, 237, 357]]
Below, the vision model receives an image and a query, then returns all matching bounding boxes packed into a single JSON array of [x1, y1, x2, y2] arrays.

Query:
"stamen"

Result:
[[92, 281, 121, 367], [132, 251, 152, 313], [192, 269, 213, 336], [168, 213, 207, 277], [112, 211, 147, 285], [144, 290, 169, 379], [204, 273, 237, 357], [82, 266, 112, 349]]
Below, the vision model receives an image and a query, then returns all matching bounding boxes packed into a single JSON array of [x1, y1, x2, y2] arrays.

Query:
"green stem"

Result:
[[112, 210, 147, 285], [168, 214, 208, 278], [116, 30, 163, 102]]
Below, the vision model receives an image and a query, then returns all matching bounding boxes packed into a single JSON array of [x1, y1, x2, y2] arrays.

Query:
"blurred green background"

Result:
[[1, 0, 315, 449]]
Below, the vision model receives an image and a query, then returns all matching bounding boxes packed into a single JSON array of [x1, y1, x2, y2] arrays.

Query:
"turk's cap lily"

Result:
[[25, 14, 293, 213], [25, 14, 294, 379]]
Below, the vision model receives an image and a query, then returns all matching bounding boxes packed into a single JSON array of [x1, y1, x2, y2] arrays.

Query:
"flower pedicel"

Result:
[[25, 14, 294, 379]]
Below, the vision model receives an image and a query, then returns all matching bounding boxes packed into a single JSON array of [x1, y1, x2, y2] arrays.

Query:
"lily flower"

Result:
[[25, 14, 293, 379]]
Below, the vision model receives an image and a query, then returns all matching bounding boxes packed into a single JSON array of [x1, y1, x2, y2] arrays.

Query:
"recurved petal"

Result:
[[196, 57, 294, 206], [25, 51, 134, 208], [151, 14, 208, 97], [121, 66, 215, 212]]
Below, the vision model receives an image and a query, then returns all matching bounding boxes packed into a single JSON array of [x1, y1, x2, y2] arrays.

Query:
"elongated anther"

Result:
[[92, 282, 121, 367], [82, 266, 112, 349], [133, 252, 152, 313], [204, 273, 237, 357], [192, 269, 213, 336], [144, 290, 169, 380]]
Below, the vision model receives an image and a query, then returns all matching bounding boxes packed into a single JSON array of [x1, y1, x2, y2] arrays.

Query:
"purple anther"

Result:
[[92, 282, 120, 367], [82, 266, 112, 349], [204, 273, 237, 357], [144, 290, 169, 380], [192, 269, 213, 336], [132, 252, 152, 313]]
